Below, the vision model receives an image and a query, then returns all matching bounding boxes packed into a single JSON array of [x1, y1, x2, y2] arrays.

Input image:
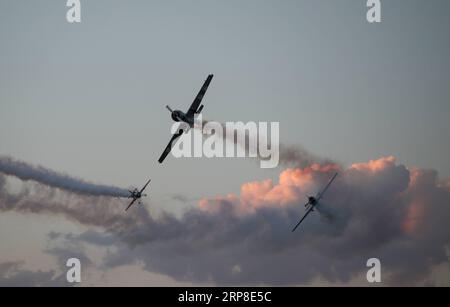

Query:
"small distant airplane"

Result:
[[158, 74, 214, 164], [125, 179, 151, 211], [292, 173, 338, 232]]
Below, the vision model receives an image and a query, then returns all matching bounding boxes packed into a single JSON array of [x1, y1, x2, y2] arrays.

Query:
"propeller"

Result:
[[166, 105, 173, 113]]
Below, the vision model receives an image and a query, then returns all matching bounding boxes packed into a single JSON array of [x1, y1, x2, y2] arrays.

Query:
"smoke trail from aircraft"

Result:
[[196, 119, 250, 152], [278, 144, 335, 168], [0, 156, 129, 198], [198, 119, 329, 167]]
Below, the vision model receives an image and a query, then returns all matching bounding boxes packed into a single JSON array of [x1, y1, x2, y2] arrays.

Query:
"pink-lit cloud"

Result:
[[1, 156, 450, 285]]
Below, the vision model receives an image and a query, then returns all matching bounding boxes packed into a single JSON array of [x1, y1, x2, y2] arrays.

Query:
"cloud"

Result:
[[1, 156, 450, 285], [0, 261, 68, 287], [199, 163, 341, 215]]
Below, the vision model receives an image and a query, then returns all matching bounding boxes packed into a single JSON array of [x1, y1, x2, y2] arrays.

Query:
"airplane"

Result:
[[158, 74, 214, 164], [125, 179, 151, 211], [292, 172, 338, 232]]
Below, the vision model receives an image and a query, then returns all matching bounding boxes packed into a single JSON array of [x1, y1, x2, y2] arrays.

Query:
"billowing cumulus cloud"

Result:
[[1, 156, 450, 285], [199, 163, 341, 215]]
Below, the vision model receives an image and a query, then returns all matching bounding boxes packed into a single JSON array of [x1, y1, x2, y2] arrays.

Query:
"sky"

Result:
[[1, 0, 450, 286]]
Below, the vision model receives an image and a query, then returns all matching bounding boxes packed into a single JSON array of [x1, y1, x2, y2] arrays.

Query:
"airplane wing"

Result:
[[158, 129, 184, 164], [315, 172, 338, 202], [186, 74, 213, 118], [125, 198, 137, 211], [140, 179, 151, 193], [292, 205, 315, 232]]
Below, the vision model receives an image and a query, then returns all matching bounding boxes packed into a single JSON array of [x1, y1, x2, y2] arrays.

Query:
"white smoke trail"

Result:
[[0, 156, 129, 198]]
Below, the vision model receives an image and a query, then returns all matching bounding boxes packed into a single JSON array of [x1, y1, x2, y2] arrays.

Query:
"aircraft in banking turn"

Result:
[[158, 74, 214, 164], [125, 179, 151, 211], [292, 173, 338, 232]]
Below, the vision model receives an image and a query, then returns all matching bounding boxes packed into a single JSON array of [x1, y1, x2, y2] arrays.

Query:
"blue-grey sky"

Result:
[[1, 0, 450, 286]]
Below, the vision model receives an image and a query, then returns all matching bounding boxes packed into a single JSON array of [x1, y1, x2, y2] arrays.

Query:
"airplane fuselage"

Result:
[[129, 189, 142, 199], [305, 196, 317, 211], [308, 196, 317, 206], [171, 110, 194, 127]]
